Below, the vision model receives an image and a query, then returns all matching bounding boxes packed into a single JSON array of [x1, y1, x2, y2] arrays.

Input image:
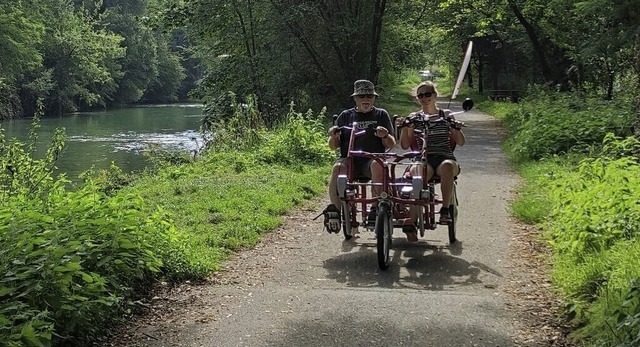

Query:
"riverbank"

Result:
[[0, 104, 332, 345]]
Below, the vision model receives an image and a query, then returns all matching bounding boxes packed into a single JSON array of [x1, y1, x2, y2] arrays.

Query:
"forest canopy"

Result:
[[1, 0, 638, 122]]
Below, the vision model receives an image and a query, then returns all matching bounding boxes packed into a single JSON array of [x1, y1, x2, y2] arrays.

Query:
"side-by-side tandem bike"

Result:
[[335, 99, 473, 270]]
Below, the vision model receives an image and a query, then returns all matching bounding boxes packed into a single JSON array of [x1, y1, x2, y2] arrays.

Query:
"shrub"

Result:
[[543, 136, 640, 345], [0, 187, 171, 345], [257, 105, 334, 165], [0, 114, 175, 345], [501, 90, 634, 161]]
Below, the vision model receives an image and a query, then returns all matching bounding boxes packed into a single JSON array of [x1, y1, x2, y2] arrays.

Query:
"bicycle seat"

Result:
[[428, 175, 458, 184], [351, 176, 370, 183]]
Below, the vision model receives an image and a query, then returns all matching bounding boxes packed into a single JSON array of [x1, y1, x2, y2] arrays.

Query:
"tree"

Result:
[[103, 0, 160, 104], [141, 35, 186, 103], [0, 3, 44, 81], [40, 0, 125, 113]]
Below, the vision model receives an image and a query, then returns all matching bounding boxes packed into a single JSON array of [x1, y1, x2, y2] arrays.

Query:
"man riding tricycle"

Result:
[[318, 80, 472, 270]]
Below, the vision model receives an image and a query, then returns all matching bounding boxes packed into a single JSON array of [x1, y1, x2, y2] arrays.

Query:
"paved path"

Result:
[[112, 103, 521, 347]]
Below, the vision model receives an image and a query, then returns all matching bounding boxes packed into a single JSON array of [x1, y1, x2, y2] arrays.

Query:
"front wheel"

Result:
[[376, 203, 393, 270], [342, 201, 353, 240]]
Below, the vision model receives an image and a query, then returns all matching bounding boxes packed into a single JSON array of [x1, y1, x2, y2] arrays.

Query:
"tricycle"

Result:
[[335, 99, 473, 270]]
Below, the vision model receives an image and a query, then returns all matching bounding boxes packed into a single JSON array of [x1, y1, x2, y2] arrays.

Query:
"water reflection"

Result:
[[68, 130, 203, 153], [1, 104, 204, 180]]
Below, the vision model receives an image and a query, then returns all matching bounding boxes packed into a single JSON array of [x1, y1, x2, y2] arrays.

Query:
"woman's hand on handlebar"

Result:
[[448, 119, 465, 130]]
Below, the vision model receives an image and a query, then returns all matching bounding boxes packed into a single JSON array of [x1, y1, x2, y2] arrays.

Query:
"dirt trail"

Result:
[[107, 104, 570, 347]]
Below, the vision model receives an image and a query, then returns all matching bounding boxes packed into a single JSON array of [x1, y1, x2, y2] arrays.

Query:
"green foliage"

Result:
[[0, 3, 44, 81], [80, 163, 138, 195], [611, 279, 640, 346], [0, 187, 170, 344], [1, 0, 194, 118], [376, 70, 423, 117], [256, 105, 334, 166], [141, 37, 187, 103], [0, 102, 66, 202], [501, 89, 635, 161], [0, 117, 174, 345], [484, 86, 640, 345], [547, 156, 640, 261], [41, 0, 125, 112], [201, 94, 265, 151], [538, 135, 640, 345], [106, 8, 159, 104], [183, 0, 397, 116]]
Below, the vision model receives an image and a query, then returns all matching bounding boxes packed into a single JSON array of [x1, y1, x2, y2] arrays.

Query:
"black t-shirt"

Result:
[[335, 107, 393, 158]]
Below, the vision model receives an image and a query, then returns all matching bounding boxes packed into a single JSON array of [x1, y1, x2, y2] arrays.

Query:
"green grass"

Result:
[[478, 91, 640, 346], [378, 73, 422, 116], [122, 151, 330, 280]]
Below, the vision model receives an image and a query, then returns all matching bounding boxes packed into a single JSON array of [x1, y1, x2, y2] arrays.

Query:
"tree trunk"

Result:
[[368, 0, 386, 83], [467, 61, 473, 89], [506, 0, 554, 84], [475, 60, 484, 94], [231, 0, 261, 100]]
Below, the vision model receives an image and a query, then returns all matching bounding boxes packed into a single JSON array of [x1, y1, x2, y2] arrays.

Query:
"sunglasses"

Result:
[[356, 94, 375, 99], [417, 92, 434, 99]]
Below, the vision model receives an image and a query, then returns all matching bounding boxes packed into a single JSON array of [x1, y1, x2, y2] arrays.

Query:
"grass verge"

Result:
[[121, 152, 329, 280]]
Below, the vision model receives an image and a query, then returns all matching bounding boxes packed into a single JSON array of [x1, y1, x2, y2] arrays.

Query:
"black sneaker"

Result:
[[320, 204, 341, 233], [439, 207, 452, 224], [367, 207, 378, 228]]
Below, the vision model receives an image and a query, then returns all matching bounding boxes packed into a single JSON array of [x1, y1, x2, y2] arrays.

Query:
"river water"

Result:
[[1, 104, 204, 181]]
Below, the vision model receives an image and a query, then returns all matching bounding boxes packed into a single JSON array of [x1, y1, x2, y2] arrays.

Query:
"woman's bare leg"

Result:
[[437, 160, 460, 208], [409, 163, 434, 223]]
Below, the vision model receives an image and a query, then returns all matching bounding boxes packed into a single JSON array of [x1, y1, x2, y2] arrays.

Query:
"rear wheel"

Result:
[[342, 202, 353, 240], [448, 185, 458, 243], [376, 203, 392, 270]]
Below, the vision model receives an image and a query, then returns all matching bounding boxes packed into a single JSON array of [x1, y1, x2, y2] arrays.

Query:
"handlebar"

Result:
[[396, 113, 466, 130], [331, 122, 377, 136]]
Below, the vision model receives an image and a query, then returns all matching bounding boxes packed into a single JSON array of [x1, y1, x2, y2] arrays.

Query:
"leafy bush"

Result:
[[501, 90, 634, 161], [201, 94, 264, 151], [542, 135, 640, 345], [547, 156, 640, 261], [256, 106, 334, 165], [80, 163, 137, 195], [0, 110, 65, 202], [0, 116, 175, 345], [0, 187, 172, 345]]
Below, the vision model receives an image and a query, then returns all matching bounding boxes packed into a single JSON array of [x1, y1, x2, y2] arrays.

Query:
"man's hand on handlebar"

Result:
[[375, 126, 389, 139]]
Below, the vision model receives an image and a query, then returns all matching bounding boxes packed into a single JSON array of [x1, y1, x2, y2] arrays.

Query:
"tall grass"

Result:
[[490, 87, 640, 345]]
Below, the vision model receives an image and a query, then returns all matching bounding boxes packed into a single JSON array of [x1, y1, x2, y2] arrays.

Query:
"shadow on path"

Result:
[[323, 236, 502, 291]]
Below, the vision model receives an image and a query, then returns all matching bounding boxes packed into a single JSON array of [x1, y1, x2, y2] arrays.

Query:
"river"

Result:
[[1, 104, 205, 181]]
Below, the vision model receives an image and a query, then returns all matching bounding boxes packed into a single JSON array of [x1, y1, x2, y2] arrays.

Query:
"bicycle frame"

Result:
[[336, 122, 436, 234]]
